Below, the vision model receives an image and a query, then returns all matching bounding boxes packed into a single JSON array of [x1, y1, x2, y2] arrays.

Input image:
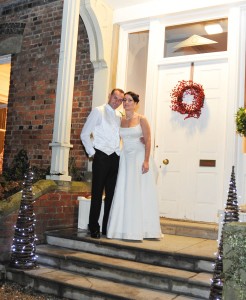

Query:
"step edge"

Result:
[[36, 247, 211, 286], [37, 244, 213, 270], [45, 233, 215, 262], [7, 266, 195, 300]]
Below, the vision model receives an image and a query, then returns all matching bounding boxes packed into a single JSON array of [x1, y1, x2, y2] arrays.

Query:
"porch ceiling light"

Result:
[[204, 23, 223, 35], [174, 34, 217, 49]]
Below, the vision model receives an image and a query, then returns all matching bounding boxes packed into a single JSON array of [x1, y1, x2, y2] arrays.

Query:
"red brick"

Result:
[[1, 0, 93, 175]]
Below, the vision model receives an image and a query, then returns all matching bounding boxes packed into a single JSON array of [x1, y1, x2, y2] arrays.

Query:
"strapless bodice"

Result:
[[120, 124, 144, 153]]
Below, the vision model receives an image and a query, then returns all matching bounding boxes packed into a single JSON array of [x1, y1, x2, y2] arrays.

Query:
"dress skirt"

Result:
[[107, 124, 162, 240]]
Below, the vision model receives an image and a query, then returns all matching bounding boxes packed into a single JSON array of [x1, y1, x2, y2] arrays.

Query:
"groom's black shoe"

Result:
[[88, 225, 100, 239], [90, 230, 100, 239]]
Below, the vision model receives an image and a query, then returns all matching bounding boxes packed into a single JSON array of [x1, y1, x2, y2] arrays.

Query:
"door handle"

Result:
[[163, 159, 169, 165]]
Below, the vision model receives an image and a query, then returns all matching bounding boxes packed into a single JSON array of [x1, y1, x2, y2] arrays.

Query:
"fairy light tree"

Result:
[[9, 168, 38, 269], [222, 166, 239, 224], [209, 236, 224, 300], [209, 166, 239, 299]]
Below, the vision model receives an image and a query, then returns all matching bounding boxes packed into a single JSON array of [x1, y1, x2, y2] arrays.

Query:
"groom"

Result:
[[80, 88, 124, 238]]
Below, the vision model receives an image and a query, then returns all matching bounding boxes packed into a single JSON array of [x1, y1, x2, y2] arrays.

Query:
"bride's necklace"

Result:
[[125, 113, 135, 121]]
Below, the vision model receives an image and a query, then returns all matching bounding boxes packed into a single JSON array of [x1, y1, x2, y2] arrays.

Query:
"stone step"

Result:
[[5, 228, 217, 299], [36, 244, 211, 299], [6, 265, 203, 300], [78, 197, 218, 240], [44, 228, 215, 273], [160, 218, 218, 240]]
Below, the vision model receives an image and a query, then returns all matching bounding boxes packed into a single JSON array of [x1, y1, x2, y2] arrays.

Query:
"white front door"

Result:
[[154, 59, 228, 222]]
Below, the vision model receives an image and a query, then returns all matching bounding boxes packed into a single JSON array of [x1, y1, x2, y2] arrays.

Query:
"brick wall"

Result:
[[35, 191, 80, 238], [0, 188, 90, 262], [0, 0, 93, 173]]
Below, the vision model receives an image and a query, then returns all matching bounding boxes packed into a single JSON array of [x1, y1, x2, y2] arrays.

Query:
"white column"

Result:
[[47, 0, 80, 181]]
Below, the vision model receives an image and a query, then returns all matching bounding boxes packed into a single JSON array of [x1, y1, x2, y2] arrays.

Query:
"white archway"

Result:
[[48, 0, 114, 181], [80, 0, 114, 107]]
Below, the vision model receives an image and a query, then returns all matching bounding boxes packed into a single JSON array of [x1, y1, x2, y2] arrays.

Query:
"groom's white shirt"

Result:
[[80, 104, 121, 157]]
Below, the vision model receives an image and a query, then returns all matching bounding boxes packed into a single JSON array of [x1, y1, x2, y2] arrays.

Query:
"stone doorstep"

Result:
[[45, 227, 217, 269], [77, 198, 218, 240], [5, 227, 216, 300], [45, 234, 214, 274], [6, 266, 204, 300], [36, 244, 210, 299], [160, 218, 218, 240]]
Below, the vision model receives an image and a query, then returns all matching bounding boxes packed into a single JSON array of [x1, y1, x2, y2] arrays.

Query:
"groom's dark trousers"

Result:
[[89, 149, 120, 234]]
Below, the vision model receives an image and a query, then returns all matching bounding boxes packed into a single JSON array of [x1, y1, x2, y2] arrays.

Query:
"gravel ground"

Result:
[[0, 281, 68, 300]]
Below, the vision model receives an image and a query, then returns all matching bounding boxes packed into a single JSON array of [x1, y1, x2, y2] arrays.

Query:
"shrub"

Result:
[[235, 107, 246, 137], [0, 149, 84, 200], [0, 149, 49, 201]]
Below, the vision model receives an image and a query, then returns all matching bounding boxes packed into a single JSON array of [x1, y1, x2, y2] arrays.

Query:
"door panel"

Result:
[[154, 60, 228, 222]]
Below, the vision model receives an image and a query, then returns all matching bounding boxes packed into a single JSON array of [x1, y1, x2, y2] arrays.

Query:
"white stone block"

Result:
[[78, 196, 104, 230]]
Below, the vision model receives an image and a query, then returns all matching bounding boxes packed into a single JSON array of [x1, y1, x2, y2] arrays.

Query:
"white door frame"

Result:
[[116, 5, 245, 208], [155, 57, 229, 221], [236, 6, 246, 205]]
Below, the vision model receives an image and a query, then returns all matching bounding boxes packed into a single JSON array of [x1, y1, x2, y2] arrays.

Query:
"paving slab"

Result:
[[78, 229, 218, 259], [9, 266, 201, 300], [37, 244, 201, 280]]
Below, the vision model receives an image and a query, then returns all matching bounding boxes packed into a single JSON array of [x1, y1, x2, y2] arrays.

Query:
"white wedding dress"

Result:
[[107, 124, 162, 240]]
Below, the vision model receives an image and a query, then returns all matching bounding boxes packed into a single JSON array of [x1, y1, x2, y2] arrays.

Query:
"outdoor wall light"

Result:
[[204, 23, 223, 35]]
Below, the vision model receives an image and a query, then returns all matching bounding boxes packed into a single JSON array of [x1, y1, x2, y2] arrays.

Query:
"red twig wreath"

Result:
[[170, 80, 205, 120]]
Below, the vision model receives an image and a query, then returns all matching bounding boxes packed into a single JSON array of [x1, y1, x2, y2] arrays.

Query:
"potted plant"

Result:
[[235, 107, 246, 136]]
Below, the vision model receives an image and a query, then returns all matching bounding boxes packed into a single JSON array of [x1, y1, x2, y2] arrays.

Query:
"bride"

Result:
[[107, 91, 162, 241]]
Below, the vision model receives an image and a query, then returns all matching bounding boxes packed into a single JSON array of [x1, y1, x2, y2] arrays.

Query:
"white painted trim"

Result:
[[80, 0, 106, 67], [144, 20, 164, 152], [48, 0, 81, 181], [120, 20, 150, 32], [235, 5, 246, 204], [157, 52, 228, 67], [113, 0, 245, 24], [0, 55, 11, 64], [116, 21, 163, 151], [116, 21, 150, 91], [223, 7, 243, 204], [115, 26, 128, 91], [80, 0, 115, 108], [155, 6, 229, 27]]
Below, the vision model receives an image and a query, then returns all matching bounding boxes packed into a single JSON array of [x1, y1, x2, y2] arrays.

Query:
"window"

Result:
[[0, 61, 10, 173], [164, 18, 228, 58], [126, 31, 149, 114]]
